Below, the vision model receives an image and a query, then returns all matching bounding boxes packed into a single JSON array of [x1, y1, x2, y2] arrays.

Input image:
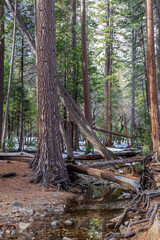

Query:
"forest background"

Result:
[[0, 0, 159, 158]]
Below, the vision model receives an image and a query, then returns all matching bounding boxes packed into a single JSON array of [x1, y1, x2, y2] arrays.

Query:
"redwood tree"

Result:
[[29, 0, 70, 188], [0, 0, 4, 146], [146, 0, 160, 159]]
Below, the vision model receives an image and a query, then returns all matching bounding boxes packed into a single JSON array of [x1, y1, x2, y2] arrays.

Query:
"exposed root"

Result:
[[104, 226, 148, 240]]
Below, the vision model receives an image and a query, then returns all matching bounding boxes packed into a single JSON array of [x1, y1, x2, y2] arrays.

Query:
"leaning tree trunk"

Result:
[[1, 0, 17, 151], [29, 0, 69, 189], [0, 0, 4, 147], [5, 0, 117, 161], [146, 0, 160, 159]]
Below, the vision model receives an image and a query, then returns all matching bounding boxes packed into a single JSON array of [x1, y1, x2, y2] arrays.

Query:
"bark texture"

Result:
[[81, 0, 92, 126], [29, 0, 69, 188], [156, 0, 160, 137], [146, 0, 160, 159], [0, 0, 4, 146]]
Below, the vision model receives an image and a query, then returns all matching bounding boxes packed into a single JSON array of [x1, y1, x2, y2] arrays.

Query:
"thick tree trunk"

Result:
[[146, 0, 160, 159], [0, 0, 4, 146], [5, 0, 117, 161], [1, 0, 17, 151], [19, 36, 24, 151], [29, 0, 69, 189], [156, 0, 160, 138]]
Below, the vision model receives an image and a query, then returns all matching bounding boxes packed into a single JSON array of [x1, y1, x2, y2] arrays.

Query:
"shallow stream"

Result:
[[18, 184, 131, 240]]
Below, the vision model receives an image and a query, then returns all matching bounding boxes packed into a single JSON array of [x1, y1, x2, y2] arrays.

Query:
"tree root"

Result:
[[103, 226, 148, 240], [104, 190, 160, 240]]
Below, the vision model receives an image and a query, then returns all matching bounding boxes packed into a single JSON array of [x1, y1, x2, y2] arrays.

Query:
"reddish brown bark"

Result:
[[0, 0, 4, 146], [146, 0, 160, 159], [81, 0, 92, 126], [29, 0, 69, 188]]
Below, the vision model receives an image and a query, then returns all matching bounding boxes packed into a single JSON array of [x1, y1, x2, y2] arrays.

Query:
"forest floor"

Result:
[[0, 160, 77, 239]]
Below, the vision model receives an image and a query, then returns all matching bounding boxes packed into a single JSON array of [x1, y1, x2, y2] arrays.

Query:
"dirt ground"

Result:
[[0, 160, 76, 220]]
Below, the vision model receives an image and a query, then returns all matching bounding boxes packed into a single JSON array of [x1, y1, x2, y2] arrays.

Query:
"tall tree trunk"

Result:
[[71, 0, 78, 151], [140, 20, 149, 108], [131, 28, 136, 141], [0, 0, 4, 146], [146, 0, 160, 159], [104, 2, 110, 145], [107, 10, 113, 146], [19, 36, 24, 151], [29, 0, 70, 189], [81, 0, 92, 129], [156, 0, 160, 138], [1, 0, 17, 151]]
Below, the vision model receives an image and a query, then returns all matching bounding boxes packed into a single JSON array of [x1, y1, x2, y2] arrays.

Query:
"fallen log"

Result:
[[0, 152, 34, 158], [83, 157, 143, 168], [74, 150, 138, 160], [67, 164, 140, 192], [93, 127, 132, 138], [5, 0, 117, 161]]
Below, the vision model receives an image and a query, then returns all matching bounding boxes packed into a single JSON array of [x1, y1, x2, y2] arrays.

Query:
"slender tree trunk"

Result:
[[0, 0, 4, 146], [29, 0, 70, 189], [71, 0, 78, 151], [107, 19, 113, 146], [104, 2, 110, 145], [140, 21, 149, 108], [131, 28, 136, 141], [19, 36, 24, 151], [1, 0, 17, 151], [81, 0, 92, 126], [146, 0, 160, 159]]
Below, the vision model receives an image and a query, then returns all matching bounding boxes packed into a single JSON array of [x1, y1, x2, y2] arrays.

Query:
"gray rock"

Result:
[[124, 221, 129, 226], [63, 237, 72, 240], [19, 222, 31, 231], [64, 219, 75, 227], [12, 202, 23, 207], [11, 230, 16, 236], [47, 208, 55, 213], [16, 197, 25, 201], [51, 221, 58, 229], [23, 185, 30, 188]]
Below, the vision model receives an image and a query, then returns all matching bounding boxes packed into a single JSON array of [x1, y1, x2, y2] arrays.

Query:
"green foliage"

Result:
[[133, 163, 143, 173], [5, 134, 17, 150]]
